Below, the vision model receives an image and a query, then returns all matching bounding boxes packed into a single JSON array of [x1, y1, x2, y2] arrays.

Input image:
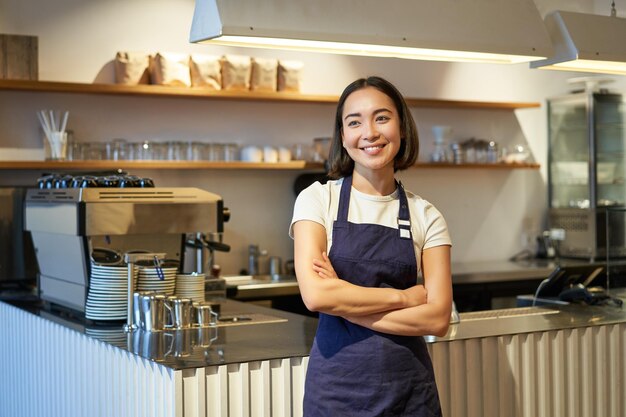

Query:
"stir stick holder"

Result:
[[124, 252, 166, 332]]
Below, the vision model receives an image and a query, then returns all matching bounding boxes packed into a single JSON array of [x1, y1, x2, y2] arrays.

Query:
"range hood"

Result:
[[190, 0, 552, 64], [530, 10, 626, 75]]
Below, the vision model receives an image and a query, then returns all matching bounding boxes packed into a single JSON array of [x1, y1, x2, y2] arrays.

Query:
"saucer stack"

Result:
[[86, 263, 136, 321], [175, 273, 206, 302], [136, 266, 177, 295]]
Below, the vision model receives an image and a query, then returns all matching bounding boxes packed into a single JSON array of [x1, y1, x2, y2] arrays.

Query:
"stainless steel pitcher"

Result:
[[139, 293, 169, 331], [167, 296, 193, 330], [193, 302, 219, 327], [133, 291, 155, 329]]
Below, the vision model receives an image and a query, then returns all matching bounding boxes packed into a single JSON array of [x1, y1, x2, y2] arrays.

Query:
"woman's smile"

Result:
[[361, 144, 386, 154]]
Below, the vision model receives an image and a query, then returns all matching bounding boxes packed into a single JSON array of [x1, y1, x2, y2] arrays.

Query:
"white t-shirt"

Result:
[[289, 178, 451, 274]]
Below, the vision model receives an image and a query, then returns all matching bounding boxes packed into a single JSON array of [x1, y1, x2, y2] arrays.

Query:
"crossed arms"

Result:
[[293, 220, 452, 337]]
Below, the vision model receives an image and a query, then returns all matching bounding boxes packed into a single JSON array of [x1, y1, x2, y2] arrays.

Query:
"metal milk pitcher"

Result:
[[133, 291, 155, 330], [193, 302, 219, 327], [140, 293, 169, 331], [167, 296, 193, 330]]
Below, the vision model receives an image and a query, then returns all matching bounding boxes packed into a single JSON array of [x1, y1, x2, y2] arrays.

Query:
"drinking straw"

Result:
[[48, 110, 56, 131], [60, 111, 69, 133]]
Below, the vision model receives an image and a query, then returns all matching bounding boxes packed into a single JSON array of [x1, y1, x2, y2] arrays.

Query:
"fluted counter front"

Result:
[[1, 291, 625, 417], [0, 299, 316, 417]]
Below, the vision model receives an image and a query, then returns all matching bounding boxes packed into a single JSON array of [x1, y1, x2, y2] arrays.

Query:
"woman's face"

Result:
[[341, 87, 402, 174]]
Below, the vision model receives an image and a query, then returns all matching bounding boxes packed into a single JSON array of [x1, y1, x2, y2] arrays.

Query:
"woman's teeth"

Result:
[[362, 145, 383, 151]]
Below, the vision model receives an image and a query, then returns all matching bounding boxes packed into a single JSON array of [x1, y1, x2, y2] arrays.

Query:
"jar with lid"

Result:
[[487, 141, 499, 163], [449, 142, 464, 164], [430, 125, 452, 163]]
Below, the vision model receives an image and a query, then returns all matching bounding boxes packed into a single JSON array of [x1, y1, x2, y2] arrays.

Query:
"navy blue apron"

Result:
[[303, 176, 441, 417]]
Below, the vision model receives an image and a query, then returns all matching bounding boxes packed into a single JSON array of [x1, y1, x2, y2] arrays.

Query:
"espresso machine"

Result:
[[24, 187, 229, 313]]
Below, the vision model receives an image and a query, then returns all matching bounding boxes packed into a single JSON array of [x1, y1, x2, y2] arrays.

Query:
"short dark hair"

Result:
[[327, 76, 419, 179]]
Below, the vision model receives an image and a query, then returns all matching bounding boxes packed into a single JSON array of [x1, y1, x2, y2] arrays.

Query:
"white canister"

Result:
[[263, 146, 279, 163], [278, 146, 292, 162], [240, 145, 263, 162]]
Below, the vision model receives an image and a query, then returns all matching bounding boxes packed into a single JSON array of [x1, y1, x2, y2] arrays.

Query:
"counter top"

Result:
[[5, 287, 626, 371], [434, 288, 625, 342], [223, 260, 581, 299], [223, 274, 300, 300], [451, 260, 557, 284], [7, 298, 318, 370]]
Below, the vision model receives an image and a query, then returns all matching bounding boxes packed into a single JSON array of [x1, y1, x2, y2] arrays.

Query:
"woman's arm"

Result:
[[293, 220, 427, 316], [342, 245, 452, 337]]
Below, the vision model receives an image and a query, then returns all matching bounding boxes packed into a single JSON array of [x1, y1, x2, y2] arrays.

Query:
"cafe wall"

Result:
[[1, 0, 625, 274]]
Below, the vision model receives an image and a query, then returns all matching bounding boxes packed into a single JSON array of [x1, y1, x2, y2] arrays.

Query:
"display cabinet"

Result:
[[548, 91, 626, 260]]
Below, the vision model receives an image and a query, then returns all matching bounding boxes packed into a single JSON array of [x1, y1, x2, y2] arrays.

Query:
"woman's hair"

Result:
[[327, 76, 419, 179]]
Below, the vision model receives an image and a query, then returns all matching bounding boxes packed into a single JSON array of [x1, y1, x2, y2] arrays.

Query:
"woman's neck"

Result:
[[351, 167, 396, 196]]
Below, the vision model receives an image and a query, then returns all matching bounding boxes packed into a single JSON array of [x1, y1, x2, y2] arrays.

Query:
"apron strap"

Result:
[[337, 175, 352, 222], [396, 181, 413, 239], [339, 176, 412, 238]]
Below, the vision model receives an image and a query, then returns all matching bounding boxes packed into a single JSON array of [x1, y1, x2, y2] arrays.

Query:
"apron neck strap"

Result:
[[396, 181, 412, 239], [337, 175, 353, 222], [337, 176, 411, 224]]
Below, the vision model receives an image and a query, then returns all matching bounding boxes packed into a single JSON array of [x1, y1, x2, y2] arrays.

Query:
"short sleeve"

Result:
[[422, 204, 452, 249], [288, 181, 328, 239]]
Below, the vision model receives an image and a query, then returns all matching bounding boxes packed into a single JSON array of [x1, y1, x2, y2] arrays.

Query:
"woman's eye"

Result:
[[346, 120, 360, 127], [376, 115, 390, 122]]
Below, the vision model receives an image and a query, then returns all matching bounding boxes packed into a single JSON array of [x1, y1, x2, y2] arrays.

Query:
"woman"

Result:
[[290, 76, 452, 416]]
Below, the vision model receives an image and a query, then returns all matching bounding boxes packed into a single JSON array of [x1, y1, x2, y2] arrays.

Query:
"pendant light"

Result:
[[190, 0, 552, 64], [530, 4, 626, 75]]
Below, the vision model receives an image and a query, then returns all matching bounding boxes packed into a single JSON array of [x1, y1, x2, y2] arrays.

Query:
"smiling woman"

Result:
[[290, 76, 452, 416]]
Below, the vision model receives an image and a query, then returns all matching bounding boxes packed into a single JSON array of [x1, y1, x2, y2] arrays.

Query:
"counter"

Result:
[[449, 259, 604, 311], [0, 298, 317, 417], [222, 260, 588, 314], [223, 275, 300, 300], [451, 259, 558, 284], [1, 290, 625, 417], [14, 298, 317, 369]]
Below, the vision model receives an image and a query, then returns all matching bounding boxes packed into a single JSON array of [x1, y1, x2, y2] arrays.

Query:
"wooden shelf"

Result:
[[0, 80, 541, 172], [0, 80, 541, 110], [413, 162, 540, 169], [0, 160, 322, 171], [0, 160, 539, 171]]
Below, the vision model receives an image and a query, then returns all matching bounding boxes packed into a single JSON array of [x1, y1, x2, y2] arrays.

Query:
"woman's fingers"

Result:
[[312, 252, 338, 279]]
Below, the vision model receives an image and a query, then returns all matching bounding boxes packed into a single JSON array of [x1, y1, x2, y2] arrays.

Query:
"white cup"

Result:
[[263, 146, 278, 163], [278, 146, 292, 162], [240, 145, 263, 162]]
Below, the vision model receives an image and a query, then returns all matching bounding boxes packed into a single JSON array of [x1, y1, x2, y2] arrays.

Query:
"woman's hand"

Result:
[[342, 245, 453, 337], [312, 251, 427, 307], [312, 251, 339, 279], [403, 284, 428, 307]]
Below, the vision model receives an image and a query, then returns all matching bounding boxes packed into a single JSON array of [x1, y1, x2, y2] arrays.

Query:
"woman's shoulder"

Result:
[[290, 178, 342, 236], [403, 188, 445, 219], [403, 188, 432, 207], [297, 178, 342, 201]]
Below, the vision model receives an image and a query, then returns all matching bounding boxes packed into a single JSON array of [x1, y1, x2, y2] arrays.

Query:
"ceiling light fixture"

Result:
[[190, 0, 552, 64], [530, 4, 626, 75]]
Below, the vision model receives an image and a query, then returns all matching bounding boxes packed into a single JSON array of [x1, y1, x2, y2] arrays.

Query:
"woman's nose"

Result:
[[362, 121, 379, 140]]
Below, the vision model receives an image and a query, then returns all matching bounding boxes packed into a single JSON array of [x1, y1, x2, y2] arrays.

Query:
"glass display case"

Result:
[[548, 91, 626, 260]]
